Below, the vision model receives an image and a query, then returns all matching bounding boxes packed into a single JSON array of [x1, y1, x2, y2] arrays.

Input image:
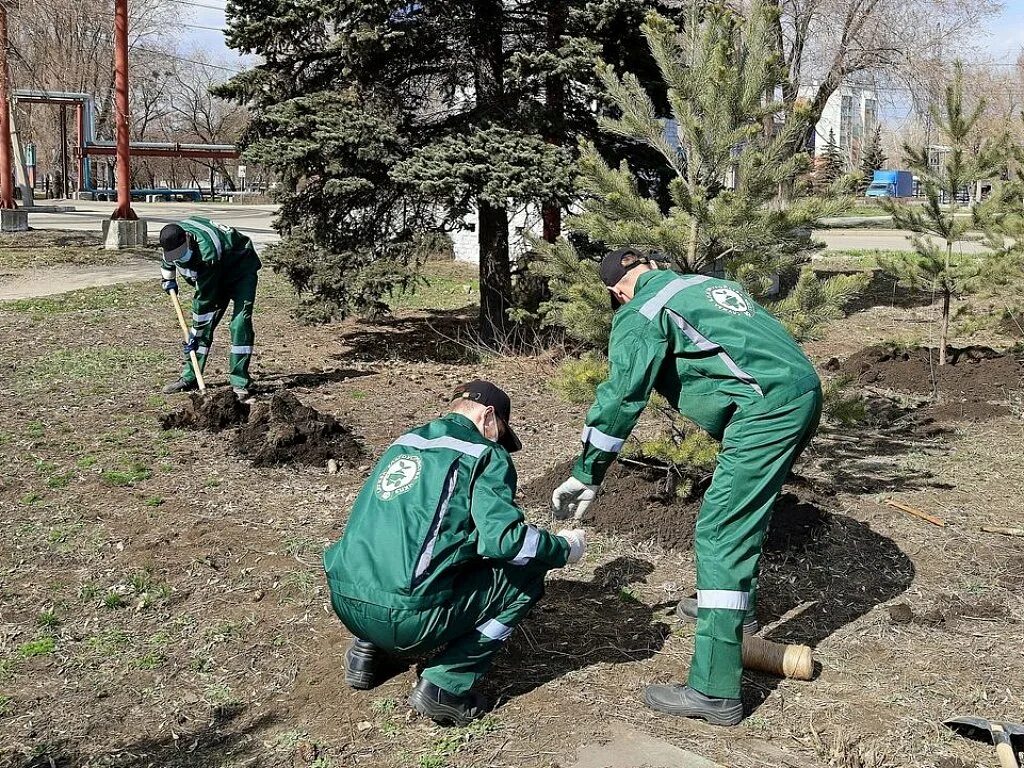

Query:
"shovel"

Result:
[[167, 289, 206, 392], [945, 715, 1024, 768]]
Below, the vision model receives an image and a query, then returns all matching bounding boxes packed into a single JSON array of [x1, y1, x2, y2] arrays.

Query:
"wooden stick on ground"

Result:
[[884, 498, 945, 527], [981, 526, 1024, 538]]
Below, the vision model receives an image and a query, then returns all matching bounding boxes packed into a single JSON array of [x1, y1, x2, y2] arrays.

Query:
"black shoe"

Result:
[[162, 378, 197, 395], [345, 639, 383, 690], [675, 597, 759, 635], [643, 683, 743, 726], [408, 678, 489, 727]]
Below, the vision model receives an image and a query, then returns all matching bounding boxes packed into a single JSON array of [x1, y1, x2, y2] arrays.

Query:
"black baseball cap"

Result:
[[160, 223, 190, 263], [600, 247, 647, 309], [453, 379, 522, 453]]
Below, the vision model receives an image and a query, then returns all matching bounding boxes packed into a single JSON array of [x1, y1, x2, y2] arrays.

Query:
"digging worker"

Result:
[[323, 380, 587, 727], [551, 249, 822, 727], [158, 217, 261, 398]]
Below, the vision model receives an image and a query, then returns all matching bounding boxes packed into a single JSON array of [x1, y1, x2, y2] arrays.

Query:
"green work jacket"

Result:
[[324, 414, 570, 609], [573, 269, 820, 486], [160, 216, 260, 301]]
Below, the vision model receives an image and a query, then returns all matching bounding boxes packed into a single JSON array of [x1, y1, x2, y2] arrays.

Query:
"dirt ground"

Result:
[[0, 245, 1022, 768]]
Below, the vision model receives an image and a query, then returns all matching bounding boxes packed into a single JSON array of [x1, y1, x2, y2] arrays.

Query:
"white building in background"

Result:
[[451, 204, 544, 264], [800, 83, 878, 169]]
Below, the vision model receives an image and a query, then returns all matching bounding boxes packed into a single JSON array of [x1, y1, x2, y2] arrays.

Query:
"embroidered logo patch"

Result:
[[375, 455, 422, 501], [706, 286, 754, 316]]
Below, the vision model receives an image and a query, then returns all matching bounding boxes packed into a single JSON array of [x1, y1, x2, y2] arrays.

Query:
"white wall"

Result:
[[450, 204, 544, 264]]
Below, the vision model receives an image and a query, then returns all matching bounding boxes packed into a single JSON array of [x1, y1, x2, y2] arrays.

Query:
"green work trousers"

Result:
[[688, 387, 822, 699], [331, 562, 549, 695], [183, 264, 258, 389]]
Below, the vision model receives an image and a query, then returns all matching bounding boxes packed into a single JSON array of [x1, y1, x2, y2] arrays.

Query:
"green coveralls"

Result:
[[574, 269, 822, 699], [324, 414, 570, 695], [160, 216, 261, 390]]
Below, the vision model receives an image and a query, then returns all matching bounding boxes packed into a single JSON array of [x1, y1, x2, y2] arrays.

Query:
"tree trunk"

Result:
[[939, 287, 950, 366], [542, 0, 566, 243], [478, 200, 512, 340], [473, 0, 512, 340]]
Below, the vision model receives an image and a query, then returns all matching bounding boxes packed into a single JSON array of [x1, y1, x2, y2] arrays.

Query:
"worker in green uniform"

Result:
[[551, 249, 822, 726], [158, 217, 261, 398], [324, 380, 587, 726]]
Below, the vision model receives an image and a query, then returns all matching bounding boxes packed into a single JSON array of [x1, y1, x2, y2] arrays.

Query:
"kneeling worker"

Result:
[[552, 249, 822, 726], [324, 381, 586, 726], [158, 217, 261, 398]]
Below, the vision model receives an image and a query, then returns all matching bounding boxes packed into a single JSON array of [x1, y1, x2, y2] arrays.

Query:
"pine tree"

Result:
[[537, 4, 863, 344], [878, 61, 1009, 365], [218, 0, 686, 338], [859, 124, 887, 193], [815, 129, 845, 194]]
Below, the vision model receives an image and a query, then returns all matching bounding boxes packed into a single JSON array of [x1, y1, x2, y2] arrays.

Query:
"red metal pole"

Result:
[[0, 3, 16, 210], [111, 0, 136, 219]]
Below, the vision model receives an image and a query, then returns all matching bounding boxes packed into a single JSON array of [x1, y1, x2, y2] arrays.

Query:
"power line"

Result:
[[167, 0, 228, 10], [181, 22, 227, 32], [134, 45, 246, 73]]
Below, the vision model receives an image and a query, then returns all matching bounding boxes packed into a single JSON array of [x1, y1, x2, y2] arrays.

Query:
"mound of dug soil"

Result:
[[160, 389, 250, 432], [236, 391, 364, 467], [523, 460, 830, 552], [838, 345, 1022, 407]]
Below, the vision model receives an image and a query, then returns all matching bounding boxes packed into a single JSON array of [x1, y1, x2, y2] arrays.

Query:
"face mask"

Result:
[[177, 247, 193, 265]]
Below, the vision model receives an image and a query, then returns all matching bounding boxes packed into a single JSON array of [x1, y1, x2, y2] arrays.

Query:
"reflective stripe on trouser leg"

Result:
[[181, 303, 226, 384], [687, 388, 822, 699], [227, 270, 258, 389], [420, 562, 548, 695]]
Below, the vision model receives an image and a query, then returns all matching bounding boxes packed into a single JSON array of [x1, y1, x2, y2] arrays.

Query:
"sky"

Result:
[[177, 0, 1024, 85]]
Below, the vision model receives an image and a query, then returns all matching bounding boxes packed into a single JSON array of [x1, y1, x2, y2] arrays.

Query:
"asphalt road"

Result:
[[25, 200, 281, 248], [22, 200, 990, 255]]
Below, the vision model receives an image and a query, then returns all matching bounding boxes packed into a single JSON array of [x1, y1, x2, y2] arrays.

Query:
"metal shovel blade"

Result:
[[945, 716, 1024, 743]]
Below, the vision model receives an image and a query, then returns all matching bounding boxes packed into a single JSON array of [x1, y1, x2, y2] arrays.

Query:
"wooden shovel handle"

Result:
[[991, 724, 1019, 768], [168, 290, 206, 392]]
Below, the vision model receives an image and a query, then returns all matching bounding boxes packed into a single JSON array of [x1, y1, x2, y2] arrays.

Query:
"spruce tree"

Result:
[[816, 129, 845, 194], [218, 0, 685, 338], [878, 61, 1008, 365], [859, 124, 887, 193]]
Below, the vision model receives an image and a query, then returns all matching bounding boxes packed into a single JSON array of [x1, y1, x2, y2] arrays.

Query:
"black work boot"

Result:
[[675, 597, 759, 635], [345, 639, 383, 690], [408, 678, 489, 727], [162, 378, 197, 395], [643, 684, 743, 726]]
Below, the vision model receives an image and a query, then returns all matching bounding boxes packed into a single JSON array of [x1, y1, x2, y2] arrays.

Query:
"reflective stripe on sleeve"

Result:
[[393, 433, 486, 458], [510, 525, 540, 566], [197, 346, 209, 356], [638, 275, 711, 319], [177, 267, 198, 281], [580, 425, 624, 453], [697, 589, 750, 611], [231, 345, 253, 355], [161, 268, 175, 281], [192, 310, 216, 324], [476, 618, 514, 642]]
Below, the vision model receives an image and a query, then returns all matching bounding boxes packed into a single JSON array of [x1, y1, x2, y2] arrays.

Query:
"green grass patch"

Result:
[[18, 637, 56, 658], [143, 496, 164, 507], [2, 281, 158, 316], [25, 347, 164, 387], [36, 610, 60, 630], [390, 260, 479, 311], [88, 628, 129, 655], [103, 591, 126, 610], [100, 460, 152, 487]]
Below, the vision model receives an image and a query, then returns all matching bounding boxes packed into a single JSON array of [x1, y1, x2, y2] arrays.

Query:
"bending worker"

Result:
[[158, 217, 261, 398], [552, 249, 821, 727], [324, 380, 586, 726]]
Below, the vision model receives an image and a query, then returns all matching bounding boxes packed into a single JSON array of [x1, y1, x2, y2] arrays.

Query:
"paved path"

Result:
[[0, 260, 157, 302], [25, 200, 280, 247], [812, 227, 988, 253]]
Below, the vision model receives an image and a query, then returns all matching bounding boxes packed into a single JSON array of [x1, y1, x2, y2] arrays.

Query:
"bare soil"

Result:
[[160, 388, 251, 432], [236, 390, 365, 468], [836, 345, 1022, 419], [1, 260, 1022, 768]]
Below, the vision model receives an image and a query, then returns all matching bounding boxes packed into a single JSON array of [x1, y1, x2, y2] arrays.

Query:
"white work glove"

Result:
[[551, 476, 599, 521], [557, 529, 587, 565]]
